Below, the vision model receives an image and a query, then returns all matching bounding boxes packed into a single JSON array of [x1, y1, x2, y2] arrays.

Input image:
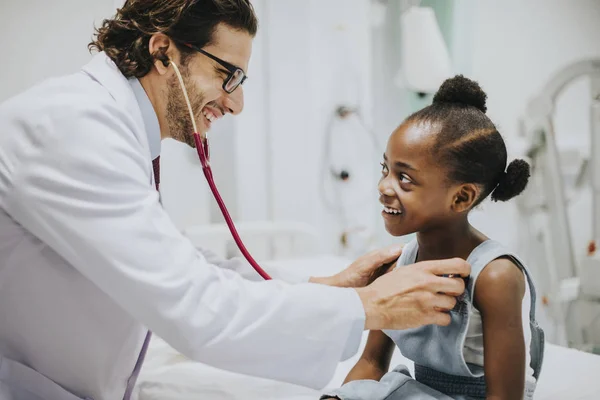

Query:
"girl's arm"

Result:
[[344, 330, 396, 384], [475, 257, 527, 400]]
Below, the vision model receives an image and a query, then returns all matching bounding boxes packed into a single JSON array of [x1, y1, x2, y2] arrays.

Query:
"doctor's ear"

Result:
[[149, 33, 173, 75], [451, 183, 479, 213]]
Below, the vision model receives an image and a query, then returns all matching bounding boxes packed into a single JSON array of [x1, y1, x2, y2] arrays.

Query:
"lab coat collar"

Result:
[[82, 53, 140, 119], [129, 78, 161, 160], [81, 53, 151, 158]]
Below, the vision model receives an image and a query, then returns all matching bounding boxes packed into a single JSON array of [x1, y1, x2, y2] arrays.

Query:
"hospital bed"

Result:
[[133, 222, 600, 399]]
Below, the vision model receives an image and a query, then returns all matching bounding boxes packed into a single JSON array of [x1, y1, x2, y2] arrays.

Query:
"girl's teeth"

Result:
[[384, 207, 401, 215]]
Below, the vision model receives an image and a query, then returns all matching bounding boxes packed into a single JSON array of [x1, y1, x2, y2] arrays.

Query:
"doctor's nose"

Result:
[[223, 86, 245, 115]]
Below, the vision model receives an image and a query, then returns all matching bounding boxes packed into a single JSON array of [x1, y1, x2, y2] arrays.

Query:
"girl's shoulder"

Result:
[[396, 238, 529, 280]]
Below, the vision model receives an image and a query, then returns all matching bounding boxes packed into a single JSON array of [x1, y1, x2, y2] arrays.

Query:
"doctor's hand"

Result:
[[356, 258, 470, 330], [309, 244, 403, 288]]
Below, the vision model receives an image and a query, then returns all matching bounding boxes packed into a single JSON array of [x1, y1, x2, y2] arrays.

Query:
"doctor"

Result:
[[0, 1, 469, 399]]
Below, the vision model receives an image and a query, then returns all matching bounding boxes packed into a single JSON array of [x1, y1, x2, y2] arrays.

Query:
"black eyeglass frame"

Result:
[[182, 43, 248, 94]]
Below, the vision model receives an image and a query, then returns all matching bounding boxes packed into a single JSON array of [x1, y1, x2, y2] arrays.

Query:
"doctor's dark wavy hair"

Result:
[[89, 0, 258, 78], [405, 75, 530, 206]]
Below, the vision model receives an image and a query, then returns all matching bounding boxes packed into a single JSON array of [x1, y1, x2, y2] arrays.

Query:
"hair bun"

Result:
[[491, 159, 530, 202], [433, 75, 488, 113]]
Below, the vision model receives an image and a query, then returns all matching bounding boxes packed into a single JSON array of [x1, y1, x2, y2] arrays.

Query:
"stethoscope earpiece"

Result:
[[154, 47, 170, 68], [157, 54, 170, 68]]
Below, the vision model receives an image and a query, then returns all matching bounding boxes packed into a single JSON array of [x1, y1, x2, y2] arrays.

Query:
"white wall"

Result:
[[0, 0, 114, 102], [231, 0, 376, 254], [461, 0, 600, 253], [234, 0, 270, 223]]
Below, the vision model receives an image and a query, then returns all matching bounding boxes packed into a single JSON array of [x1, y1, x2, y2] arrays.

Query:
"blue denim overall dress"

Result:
[[323, 239, 545, 400]]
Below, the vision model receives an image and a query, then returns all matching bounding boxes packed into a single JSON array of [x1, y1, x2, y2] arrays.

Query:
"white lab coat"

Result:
[[0, 53, 365, 400]]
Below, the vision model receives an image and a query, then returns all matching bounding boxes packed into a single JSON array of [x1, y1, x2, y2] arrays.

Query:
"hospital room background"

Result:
[[2, 0, 600, 398]]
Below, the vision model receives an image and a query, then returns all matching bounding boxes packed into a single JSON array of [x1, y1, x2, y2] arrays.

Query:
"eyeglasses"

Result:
[[182, 43, 248, 94]]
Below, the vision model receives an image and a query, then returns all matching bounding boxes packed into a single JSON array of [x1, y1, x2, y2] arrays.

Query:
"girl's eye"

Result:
[[380, 162, 389, 175], [399, 174, 412, 184]]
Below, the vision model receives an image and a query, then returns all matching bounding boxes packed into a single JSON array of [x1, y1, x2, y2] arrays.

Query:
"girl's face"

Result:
[[378, 121, 463, 237]]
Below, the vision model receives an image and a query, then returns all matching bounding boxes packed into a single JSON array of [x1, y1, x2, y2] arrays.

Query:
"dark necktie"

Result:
[[123, 156, 160, 399], [152, 156, 160, 190]]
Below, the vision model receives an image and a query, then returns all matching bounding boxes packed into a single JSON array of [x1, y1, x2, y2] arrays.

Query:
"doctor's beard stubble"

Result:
[[166, 63, 205, 148]]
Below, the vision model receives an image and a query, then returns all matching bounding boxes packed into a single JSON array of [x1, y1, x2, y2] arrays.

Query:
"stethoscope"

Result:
[[170, 60, 272, 280]]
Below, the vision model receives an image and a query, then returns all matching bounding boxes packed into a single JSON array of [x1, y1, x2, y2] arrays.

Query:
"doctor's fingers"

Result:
[[415, 294, 456, 327], [427, 309, 453, 327], [413, 291, 456, 315], [381, 292, 454, 330], [361, 243, 403, 267], [391, 265, 466, 297], [427, 275, 466, 297], [431, 293, 457, 312], [419, 258, 471, 278]]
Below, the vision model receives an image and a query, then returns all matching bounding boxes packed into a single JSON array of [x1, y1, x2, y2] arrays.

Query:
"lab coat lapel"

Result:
[[82, 52, 157, 188], [82, 53, 142, 121]]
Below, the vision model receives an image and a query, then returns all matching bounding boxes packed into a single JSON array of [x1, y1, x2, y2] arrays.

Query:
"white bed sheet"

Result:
[[134, 336, 600, 400], [134, 256, 600, 400]]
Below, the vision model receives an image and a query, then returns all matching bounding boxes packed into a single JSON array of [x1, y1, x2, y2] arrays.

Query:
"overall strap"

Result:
[[465, 240, 545, 380], [466, 240, 538, 323]]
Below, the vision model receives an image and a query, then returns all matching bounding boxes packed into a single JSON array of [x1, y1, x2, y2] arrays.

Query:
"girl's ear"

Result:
[[451, 183, 480, 213]]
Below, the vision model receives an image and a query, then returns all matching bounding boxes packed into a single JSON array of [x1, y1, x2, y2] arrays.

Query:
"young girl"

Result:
[[322, 76, 544, 400]]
